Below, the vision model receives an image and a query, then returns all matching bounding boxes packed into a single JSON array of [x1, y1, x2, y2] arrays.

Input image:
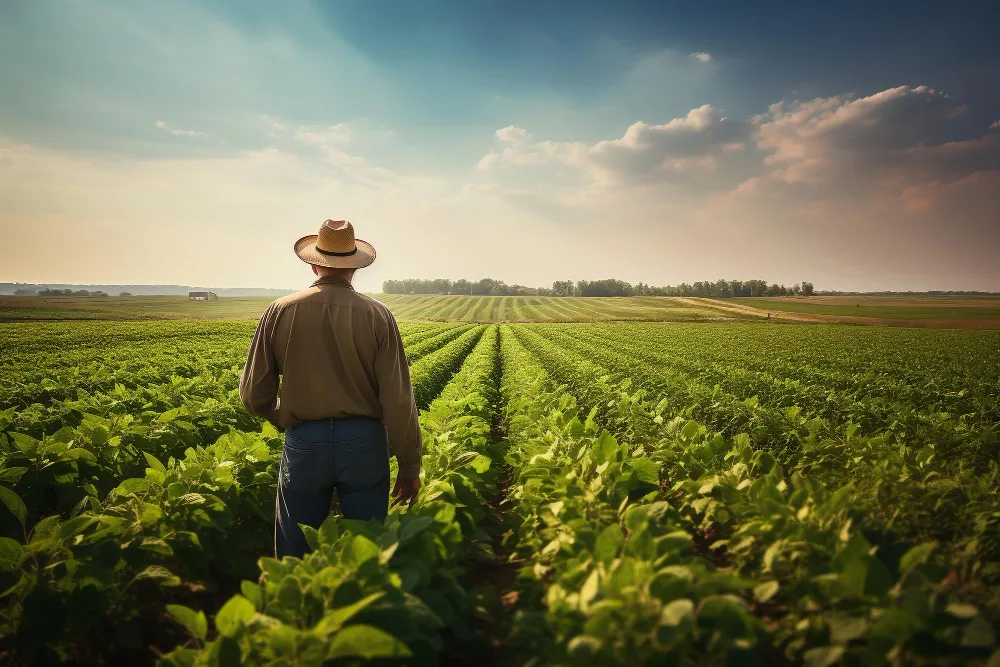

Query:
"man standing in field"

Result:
[[239, 220, 422, 559]]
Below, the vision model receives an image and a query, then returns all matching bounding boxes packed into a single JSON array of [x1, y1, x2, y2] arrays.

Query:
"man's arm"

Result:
[[374, 311, 422, 482], [239, 303, 281, 426]]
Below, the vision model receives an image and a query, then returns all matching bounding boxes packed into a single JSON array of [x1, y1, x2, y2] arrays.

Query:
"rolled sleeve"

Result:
[[239, 303, 282, 425], [375, 312, 422, 478]]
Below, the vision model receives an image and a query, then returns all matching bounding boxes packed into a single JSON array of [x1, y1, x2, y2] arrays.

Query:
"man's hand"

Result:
[[391, 472, 421, 509]]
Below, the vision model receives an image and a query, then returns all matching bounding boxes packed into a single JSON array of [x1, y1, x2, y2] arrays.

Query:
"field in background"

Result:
[[731, 295, 1000, 320], [0, 295, 276, 321], [1, 317, 998, 664], [3, 293, 1000, 328], [376, 294, 737, 322]]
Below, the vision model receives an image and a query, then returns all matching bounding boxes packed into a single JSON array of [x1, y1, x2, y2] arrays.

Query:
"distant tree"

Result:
[[552, 280, 575, 296], [378, 277, 814, 298], [119, 292, 133, 297], [13, 289, 36, 296], [577, 279, 633, 297]]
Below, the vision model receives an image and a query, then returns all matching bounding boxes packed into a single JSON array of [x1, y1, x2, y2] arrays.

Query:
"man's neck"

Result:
[[312, 274, 355, 289], [314, 269, 354, 283]]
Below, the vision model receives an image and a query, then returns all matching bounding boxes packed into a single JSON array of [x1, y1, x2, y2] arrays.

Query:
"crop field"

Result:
[[5, 294, 1000, 329], [375, 295, 734, 322], [729, 297, 1000, 321], [1, 318, 999, 665], [0, 296, 278, 321]]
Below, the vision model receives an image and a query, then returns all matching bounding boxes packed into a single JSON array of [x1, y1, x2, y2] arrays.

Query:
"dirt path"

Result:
[[672, 297, 828, 322]]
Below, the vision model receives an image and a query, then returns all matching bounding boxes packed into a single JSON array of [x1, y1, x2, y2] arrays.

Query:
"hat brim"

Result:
[[293, 235, 376, 269]]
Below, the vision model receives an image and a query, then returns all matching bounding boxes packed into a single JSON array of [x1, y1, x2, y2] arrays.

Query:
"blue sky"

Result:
[[1, 0, 998, 291]]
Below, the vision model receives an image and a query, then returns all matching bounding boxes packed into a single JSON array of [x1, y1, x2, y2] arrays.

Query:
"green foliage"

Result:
[[1, 317, 998, 665]]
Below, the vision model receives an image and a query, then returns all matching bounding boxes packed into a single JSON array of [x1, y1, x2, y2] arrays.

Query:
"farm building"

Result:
[[188, 291, 218, 301]]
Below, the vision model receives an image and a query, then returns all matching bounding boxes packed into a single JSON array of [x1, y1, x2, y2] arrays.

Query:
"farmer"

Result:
[[239, 220, 422, 559]]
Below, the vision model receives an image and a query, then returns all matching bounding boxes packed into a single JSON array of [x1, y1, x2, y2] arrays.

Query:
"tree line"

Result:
[[382, 278, 815, 297], [36, 289, 110, 297]]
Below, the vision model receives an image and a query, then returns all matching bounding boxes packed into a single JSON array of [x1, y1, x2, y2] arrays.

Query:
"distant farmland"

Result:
[[3, 293, 1000, 327]]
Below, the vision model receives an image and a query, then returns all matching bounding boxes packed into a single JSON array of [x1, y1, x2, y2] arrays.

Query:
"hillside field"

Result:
[[1, 317, 998, 665]]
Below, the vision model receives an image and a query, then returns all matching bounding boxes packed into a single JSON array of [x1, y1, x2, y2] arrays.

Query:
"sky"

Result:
[[1, 0, 998, 293]]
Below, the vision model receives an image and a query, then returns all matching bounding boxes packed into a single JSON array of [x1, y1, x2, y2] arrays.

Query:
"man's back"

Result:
[[239, 274, 422, 478]]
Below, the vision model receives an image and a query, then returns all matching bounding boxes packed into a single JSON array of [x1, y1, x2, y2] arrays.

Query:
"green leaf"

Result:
[[945, 602, 979, 619], [115, 477, 154, 495], [276, 576, 302, 611], [627, 458, 660, 485], [399, 516, 434, 542], [157, 648, 197, 667], [594, 431, 619, 463], [899, 541, 936, 573], [10, 432, 38, 454], [469, 454, 491, 473], [133, 565, 180, 587], [567, 635, 602, 656], [803, 646, 845, 667], [594, 524, 623, 563], [0, 486, 27, 526], [0, 537, 24, 568], [753, 580, 780, 603], [660, 599, 694, 627], [827, 615, 868, 643], [167, 604, 207, 641], [344, 535, 380, 565], [0, 467, 28, 484], [326, 624, 411, 659], [143, 452, 166, 473], [215, 595, 255, 636], [301, 525, 319, 550], [240, 581, 262, 610], [211, 636, 242, 667], [579, 570, 600, 610], [315, 593, 384, 635], [319, 515, 340, 546]]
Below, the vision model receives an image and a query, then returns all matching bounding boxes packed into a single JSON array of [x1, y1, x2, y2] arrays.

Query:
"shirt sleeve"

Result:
[[239, 302, 282, 426], [374, 311, 422, 478]]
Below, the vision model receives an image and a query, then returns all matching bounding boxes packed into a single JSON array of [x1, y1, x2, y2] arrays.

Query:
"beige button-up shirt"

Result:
[[239, 275, 422, 478]]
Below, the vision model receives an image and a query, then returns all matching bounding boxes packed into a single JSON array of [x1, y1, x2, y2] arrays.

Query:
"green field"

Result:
[[731, 296, 1000, 321], [376, 294, 733, 322], [0, 294, 735, 323], [5, 294, 1000, 328], [0, 295, 277, 321], [1, 317, 998, 665]]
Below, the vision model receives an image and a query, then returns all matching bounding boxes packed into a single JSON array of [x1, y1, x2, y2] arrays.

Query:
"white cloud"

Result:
[[293, 123, 351, 146], [991, 120, 1000, 130], [739, 85, 999, 202], [155, 120, 210, 138], [691, 52, 712, 62], [495, 126, 530, 142], [0, 148, 12, 168], [477, 105, 749, 187]]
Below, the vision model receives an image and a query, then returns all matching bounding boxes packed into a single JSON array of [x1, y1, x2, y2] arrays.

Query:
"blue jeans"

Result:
[[275, 416, 390, 559]]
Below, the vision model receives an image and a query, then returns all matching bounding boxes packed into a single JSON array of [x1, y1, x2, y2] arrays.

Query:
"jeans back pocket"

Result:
[[281, 439, 319, 489], [343, 438, 389, 490]]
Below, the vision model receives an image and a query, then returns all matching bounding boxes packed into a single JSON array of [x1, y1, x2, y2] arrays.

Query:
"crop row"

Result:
[[0, 323, 488, 664], [498, 325, 998, 664]]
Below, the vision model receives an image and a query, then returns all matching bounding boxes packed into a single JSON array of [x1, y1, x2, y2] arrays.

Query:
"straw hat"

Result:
[[293, 220, 376, 269]]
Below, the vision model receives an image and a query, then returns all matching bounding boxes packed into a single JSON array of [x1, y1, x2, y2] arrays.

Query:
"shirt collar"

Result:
[[310, 275, 356, 290]]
